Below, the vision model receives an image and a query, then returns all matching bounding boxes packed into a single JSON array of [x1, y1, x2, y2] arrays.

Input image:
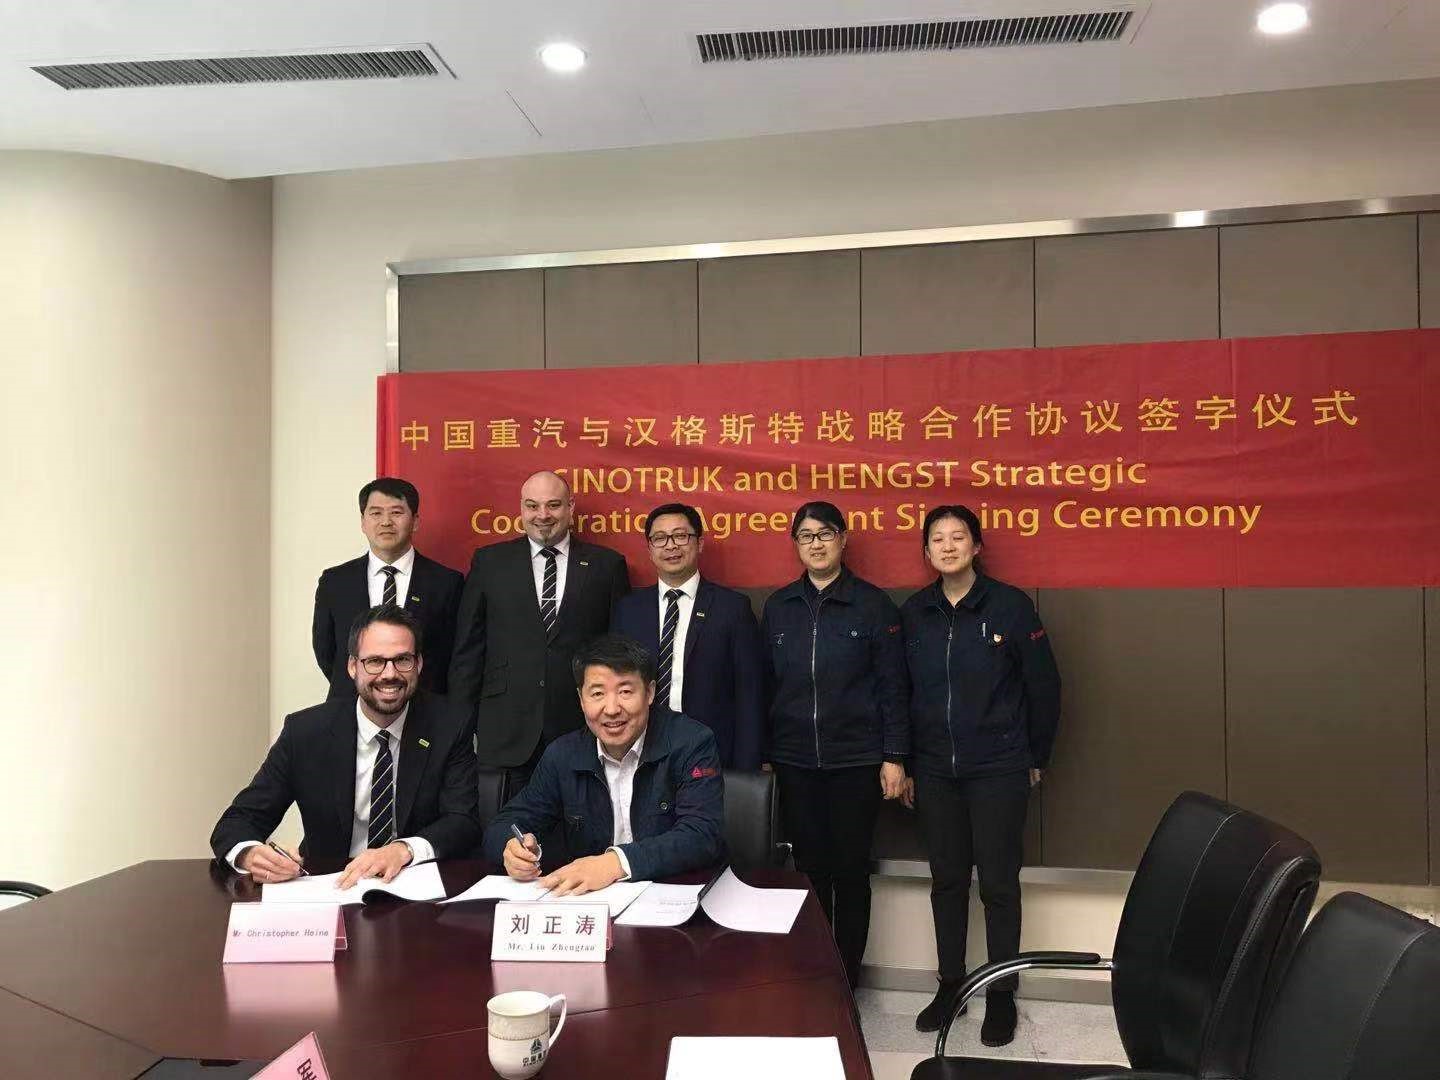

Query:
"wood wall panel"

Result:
[[1226, 589, 1427, 884]]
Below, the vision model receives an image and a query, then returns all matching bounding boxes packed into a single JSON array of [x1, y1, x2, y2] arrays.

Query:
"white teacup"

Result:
[[487, 990, 567, 1079]]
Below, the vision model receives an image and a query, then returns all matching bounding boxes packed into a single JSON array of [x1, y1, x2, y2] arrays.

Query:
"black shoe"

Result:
[[980, 991, 1018, 1047], [915, 979, 967, 1032]]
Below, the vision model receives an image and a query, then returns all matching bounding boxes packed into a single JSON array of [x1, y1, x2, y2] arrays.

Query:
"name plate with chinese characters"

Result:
[[222, 902, 347, 964], [491, 901, 609, 963]]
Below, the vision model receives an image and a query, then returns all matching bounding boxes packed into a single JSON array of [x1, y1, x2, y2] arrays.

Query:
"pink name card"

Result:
[[222, 902, 347, 964], [254, 1031, 331, 1079]]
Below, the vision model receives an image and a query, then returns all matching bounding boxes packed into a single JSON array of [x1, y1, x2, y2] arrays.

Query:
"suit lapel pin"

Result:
[[695, 611, 706, 618], [411, 595, 421, 603], [579, 560, 590, 567], [418, 738, 430, 749]]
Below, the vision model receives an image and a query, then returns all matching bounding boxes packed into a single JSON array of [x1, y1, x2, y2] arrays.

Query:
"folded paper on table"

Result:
[[254, 1031, 332, 1079], [440, 875, 651, 916], [222, 903, 346, 964], [699, 868, 805, 934], [665, 1037, 844, 1079], [261, 862, 445, 905], [615, 883, 705, 927]]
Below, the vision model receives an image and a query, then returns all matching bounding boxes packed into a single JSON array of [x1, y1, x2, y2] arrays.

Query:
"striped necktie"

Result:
[[367, 731, 396, 848], [380, 565, 398, 606], [655, 588, 683, 707], [539, 547, 559, 634]]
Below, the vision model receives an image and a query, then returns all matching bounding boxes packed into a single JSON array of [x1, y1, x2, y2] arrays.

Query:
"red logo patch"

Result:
[[691, 766, 718, 779]]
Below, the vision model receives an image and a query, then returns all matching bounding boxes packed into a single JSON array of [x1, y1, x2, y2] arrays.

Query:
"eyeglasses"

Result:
[[795, 529, 839, 545], [648, 531, 698, 549], [357, 653, 417, 675]]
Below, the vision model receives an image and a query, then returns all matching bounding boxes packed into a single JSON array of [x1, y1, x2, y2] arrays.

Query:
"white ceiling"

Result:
[[1, 0, 1438, 179]]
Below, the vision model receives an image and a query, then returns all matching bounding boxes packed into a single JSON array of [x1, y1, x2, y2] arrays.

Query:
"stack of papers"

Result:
[[665, 1037, 844, 1079], [614, 883, 706, 927], [699, 868, 806, 934], [261, 862, 446, 905]]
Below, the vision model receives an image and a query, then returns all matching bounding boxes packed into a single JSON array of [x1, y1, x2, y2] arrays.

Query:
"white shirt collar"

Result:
[[367, 546, 416, 577], [658, 572, 700, 600], [355, 698, 409, 746], [529, 533, 571, 560], [597, 729, 646, 767]]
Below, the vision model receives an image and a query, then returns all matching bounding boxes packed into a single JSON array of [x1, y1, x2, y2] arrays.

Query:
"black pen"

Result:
[[267, 841, 309, 876]]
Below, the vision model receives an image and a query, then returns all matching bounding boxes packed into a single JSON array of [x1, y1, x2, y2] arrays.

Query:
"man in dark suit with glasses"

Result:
[[611, 502, 765, 769], [212, 605, 480, 886]]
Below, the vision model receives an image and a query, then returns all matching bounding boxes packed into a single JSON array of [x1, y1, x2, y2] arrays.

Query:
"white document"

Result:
[[438, 875, 651, 916], [261, 862, 446, 906], [438, 875, 548, 905], [540, 879, 651, 917], [699, 867, 806, 934], [615, 883, 705, 927], [665, 1037, 844, 1080]]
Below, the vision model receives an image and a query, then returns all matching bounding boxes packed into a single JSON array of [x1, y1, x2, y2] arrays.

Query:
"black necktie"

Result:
[[539, 547, 559, 634], [380, 565, 398, 606], [367, 731, 395, 848], [656, 588, 683, 707]]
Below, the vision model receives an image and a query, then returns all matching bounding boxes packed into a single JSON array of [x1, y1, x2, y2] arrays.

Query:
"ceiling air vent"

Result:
[[696, 10, 1137, 62], [31, 43, 452, 90]]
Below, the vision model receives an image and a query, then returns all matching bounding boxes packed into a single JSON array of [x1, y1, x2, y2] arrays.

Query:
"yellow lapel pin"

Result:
[[418, 738, 430, 749]]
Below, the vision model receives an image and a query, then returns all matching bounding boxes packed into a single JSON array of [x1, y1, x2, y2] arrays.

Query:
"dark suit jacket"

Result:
[[449, 536, 630, 768], [209, 692, 481, 864], [312, 551, 463, 699], [612, 578, 766, 770], [481, 708, 725, 881]]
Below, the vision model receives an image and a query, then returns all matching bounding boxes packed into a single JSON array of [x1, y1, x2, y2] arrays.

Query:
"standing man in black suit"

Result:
[[612, 503, 765, 769], [212, 605, 481, 885], [312, 477, 463, 699], [450, 470, 630, 789]]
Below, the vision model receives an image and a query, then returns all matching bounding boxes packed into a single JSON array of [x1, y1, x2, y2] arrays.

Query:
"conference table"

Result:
[[0, 860, 873, 1078]]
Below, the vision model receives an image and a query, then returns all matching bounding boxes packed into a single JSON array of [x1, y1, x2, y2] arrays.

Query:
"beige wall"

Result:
[[265, 75, 1440, 973], [0, 152, 272, 890]]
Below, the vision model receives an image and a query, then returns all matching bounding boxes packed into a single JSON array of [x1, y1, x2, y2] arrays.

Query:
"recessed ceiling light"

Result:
[[539, 42, 587, 73], [1256, 3, 1309, 35]]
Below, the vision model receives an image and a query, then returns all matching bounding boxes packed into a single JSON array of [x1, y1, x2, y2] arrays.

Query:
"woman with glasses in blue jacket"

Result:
[[761, 501, 910, 990], [901, 505, 1061, 1047]]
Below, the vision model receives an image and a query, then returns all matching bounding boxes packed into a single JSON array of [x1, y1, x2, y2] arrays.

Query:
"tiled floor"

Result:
[[859, 989, 1128, 1079]]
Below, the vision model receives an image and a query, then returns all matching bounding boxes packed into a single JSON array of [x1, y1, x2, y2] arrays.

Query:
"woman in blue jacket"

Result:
[[901, 505, 1060, 1046], [761, 501, 910, 989]]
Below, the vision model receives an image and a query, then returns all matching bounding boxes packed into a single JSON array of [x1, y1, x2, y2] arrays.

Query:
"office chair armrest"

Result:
[[0, 880, 51, 900], [936, 951, 1113, 1054]]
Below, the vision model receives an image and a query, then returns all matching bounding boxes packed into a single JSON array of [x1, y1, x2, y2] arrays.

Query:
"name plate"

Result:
[[254, 1031, 332, 1079], [491, 901, 609, 963], [223, 902, 347, 964]]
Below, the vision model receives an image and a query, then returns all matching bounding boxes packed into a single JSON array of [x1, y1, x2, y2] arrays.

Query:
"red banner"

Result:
[[377, 329, 1440, 588]]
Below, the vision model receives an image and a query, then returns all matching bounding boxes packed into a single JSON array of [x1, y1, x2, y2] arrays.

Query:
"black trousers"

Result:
[[775, 763, 883, 988], [913, 770, 1030, 992]]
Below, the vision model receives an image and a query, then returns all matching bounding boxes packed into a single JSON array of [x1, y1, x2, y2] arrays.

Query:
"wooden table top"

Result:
[[0, 860, 872, 1078]]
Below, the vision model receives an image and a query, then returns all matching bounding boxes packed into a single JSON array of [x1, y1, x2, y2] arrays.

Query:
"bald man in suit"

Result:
[[449, 471, 629, 790]]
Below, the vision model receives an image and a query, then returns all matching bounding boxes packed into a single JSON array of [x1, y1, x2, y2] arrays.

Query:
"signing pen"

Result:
[[267, 841, 310, 876], [510, 824, 543, 864]]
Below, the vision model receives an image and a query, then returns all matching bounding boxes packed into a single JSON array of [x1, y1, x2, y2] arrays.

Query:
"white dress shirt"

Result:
[[599, 731, 646, 881], [528, 534, 571, 614], [367, 546, 415, 607], [656, 573, 700, 712], [227, 700, 434, 872]]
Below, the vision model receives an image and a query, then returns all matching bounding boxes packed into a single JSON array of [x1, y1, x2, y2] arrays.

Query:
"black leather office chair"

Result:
[[476, 767, 510, 832], [1087, 892, 1440, 1080], [722, 769, 789, 869], [913, 791, 1320, 1080]]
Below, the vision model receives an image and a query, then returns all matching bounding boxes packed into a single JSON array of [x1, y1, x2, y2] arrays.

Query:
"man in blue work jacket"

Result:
[[482, 633, 725, 892]]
